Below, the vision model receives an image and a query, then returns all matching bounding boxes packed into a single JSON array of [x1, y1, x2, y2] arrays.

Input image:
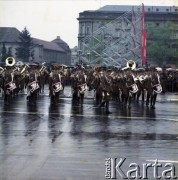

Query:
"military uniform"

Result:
[[98, 70, 112, 114]]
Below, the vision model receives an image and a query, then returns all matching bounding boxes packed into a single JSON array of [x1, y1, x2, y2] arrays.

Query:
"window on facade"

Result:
[[166, 8, 169, 12], [173, 48, 177, 57], [156, 8, 159, 12], [86, 26, 90, 34], [80, 24, 84, 34], [176, 31, 178, 38], [39, 46, 43, 59], [156, 23, 159, 26], [175, 9, 178, 12], [148, 8, 151, 12]]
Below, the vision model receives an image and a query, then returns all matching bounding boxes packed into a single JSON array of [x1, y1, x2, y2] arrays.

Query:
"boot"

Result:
[[105, 101, 112, 114], [99, 101, 105, 108]]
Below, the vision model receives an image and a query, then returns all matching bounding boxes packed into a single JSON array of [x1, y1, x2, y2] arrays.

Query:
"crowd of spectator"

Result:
[[160, 71, 178, 93]]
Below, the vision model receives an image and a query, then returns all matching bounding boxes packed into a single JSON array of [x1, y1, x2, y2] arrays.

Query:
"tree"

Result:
[[1, 43, 7, 62], [16, 27, 34, 62], [146, 21, 178, 66]]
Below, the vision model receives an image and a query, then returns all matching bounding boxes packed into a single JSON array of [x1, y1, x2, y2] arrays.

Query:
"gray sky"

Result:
[[0, 0, 177, 48]]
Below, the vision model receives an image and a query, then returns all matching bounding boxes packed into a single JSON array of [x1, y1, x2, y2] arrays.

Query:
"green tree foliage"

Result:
[[146, 21, 178, 66], [16, 27, 34, 62]]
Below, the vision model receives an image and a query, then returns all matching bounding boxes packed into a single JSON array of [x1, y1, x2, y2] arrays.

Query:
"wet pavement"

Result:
[[0, 86, 178, 180]]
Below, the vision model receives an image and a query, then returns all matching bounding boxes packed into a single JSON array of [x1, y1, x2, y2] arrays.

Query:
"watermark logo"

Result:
[[105, 158, 177, 179]]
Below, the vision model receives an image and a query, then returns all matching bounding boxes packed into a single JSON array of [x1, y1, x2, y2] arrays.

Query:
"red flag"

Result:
[[142, 29, 147, 65], [141, 3, 147, 66]]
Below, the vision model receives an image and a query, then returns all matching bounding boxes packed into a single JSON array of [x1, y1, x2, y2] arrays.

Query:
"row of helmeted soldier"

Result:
[[0, 58, 163, 114], [86, 61, 163, 114], [0, 58, 66, 105], [71, 60, 165, 113]]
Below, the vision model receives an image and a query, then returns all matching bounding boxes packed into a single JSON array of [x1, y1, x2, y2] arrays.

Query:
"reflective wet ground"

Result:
[[0, 88, 178, 180]]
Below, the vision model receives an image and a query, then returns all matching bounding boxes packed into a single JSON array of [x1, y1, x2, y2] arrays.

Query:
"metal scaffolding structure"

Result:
[[79, 5, 142, 67]]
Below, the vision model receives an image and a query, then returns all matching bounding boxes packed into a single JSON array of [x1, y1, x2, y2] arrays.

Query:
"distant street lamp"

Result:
[[95, 54, 101, 65], [87, 52, 91, 65], [163, 60, 166, 68]]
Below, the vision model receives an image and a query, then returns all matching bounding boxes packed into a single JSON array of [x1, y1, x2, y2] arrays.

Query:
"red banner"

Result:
[[142, 29, 147, 65], [141, 3, 147, 66]]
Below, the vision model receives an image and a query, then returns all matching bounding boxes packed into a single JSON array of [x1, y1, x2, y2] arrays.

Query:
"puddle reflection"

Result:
[[48, 105, 62, 143]]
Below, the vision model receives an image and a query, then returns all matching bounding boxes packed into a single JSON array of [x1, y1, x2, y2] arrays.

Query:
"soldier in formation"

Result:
[[0, 57, 177, 112]]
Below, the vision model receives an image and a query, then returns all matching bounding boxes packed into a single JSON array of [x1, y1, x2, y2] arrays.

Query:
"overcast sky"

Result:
[[0, 0, 177, 48]]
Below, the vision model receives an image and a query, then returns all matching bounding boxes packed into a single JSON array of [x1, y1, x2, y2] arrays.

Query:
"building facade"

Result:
[[0, 27, 71, 65], [71, 46, 79, 66], [77, 5, 178, 67]]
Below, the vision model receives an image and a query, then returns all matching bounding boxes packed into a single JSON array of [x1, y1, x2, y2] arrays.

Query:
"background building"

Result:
[[77, 5, 178, 67], [0, 27, 71, 65], [71, 46, 79, 66]]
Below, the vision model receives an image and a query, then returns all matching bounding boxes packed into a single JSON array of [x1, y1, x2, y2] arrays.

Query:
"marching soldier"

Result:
[[71, 64, 87, 106], [98, 68, 112, 114], [49, 64, 64, 105], [25, 63, 40, 105], [3, 57, 17, 105]]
